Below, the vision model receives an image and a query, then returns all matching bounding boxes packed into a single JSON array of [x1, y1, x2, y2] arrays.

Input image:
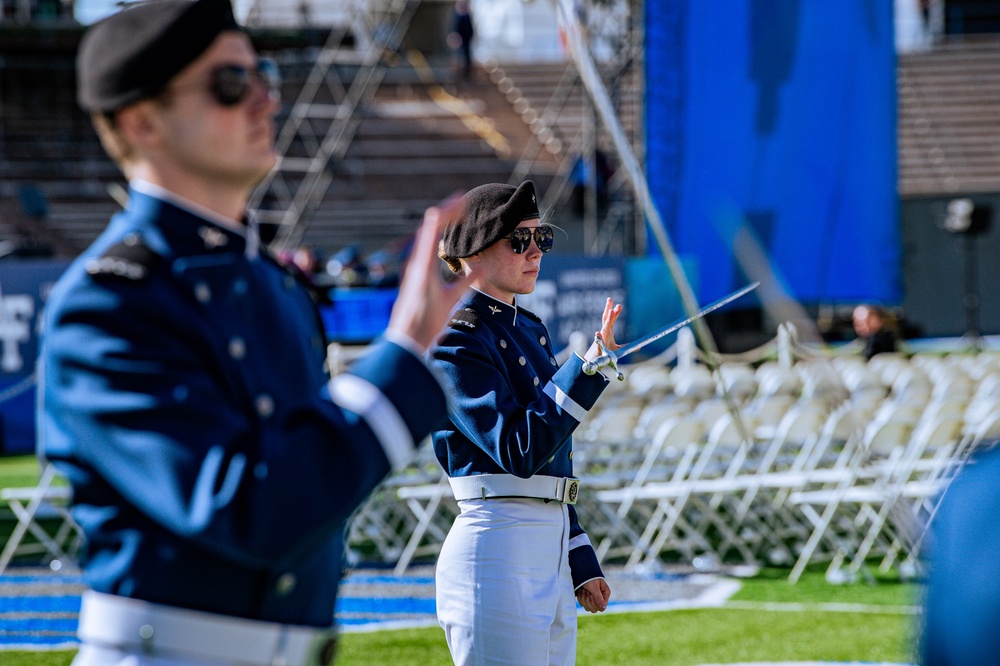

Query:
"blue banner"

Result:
[[0, 260, 70, 455], [647, 0, 899, 305], [519, 254, 627, 352]]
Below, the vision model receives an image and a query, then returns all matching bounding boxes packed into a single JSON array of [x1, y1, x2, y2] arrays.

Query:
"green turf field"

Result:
[[0, 589, 922, 666], [1, 455, 924, 665]]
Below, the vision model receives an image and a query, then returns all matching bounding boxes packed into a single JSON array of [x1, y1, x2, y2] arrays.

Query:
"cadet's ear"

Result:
[[115, 101, 161, 149]]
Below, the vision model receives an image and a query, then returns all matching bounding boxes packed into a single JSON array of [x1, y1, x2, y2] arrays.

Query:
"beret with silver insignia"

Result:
[[443, 180, 540, 259]]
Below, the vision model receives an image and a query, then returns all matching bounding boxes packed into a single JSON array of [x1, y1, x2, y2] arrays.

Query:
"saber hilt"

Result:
[[581, 334, 624, 381]]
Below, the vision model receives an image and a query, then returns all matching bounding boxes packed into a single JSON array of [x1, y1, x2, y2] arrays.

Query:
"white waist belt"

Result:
[[77, 590, 337, 666], [449, 474, 580, 505]]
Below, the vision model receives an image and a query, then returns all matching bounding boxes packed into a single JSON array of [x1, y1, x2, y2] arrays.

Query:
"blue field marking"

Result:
[[0, 596, 81, 613], [0, 566, 729, 650], [0, 617, 79, 633], [336, 596, 436, 615], [343, 574, 436, 586], [0, 575, 86, 586]]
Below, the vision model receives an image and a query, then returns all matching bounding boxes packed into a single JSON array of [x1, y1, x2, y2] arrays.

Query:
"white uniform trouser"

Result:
[[436, 497, 577, 666]]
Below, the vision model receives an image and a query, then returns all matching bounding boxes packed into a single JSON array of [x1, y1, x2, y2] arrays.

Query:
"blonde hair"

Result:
[[438, 240, 466, 274]]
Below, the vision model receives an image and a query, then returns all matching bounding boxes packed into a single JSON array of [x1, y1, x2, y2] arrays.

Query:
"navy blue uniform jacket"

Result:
[[38, 187, 447, 628], [431, 290, 609, 588]]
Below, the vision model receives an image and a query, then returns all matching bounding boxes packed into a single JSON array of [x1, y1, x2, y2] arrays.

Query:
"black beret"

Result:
[[77, 0, 241, 113], [444, 180, 540, 259]]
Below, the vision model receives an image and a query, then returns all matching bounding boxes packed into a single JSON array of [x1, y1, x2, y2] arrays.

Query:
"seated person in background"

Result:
[[852, 304, 898, 360]]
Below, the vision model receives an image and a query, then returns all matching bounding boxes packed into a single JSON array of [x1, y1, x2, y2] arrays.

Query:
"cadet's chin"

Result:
[[249, 154, 279, 188]]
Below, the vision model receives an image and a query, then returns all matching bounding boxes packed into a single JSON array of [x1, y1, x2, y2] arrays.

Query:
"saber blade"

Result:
[[617, 281, 759, 359], [583, 281, 760, 378]]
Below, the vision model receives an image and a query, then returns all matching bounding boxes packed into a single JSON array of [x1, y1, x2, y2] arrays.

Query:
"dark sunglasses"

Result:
[[170, 58, 281, 107], [504, 225, 554, 254]]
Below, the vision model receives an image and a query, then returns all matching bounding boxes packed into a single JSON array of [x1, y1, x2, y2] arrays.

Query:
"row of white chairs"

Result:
[[7, 348, 998, 581], [371, 349, 1000, 581]]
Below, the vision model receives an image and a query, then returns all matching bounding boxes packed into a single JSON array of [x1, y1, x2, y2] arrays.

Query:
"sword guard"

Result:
[[581, 334, 624, 381]]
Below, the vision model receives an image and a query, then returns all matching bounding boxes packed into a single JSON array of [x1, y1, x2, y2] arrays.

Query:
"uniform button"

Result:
[[518, 356, 526, 366], [199, 226, 228, 248], [540, 336, 547, 346], [123, 233, 140, 246], [228, 337, 246, 360], [194, 282, 211, 303], [533, 377, 539, 386], [255, 394, 275, 418], [500, 339, 507, 349], [173, 385, 189, 402], [139, 624, 154, 640], [255, 462, 269, 479], [233, 278, 248, 296], [548, 456, 555, 463], [569, 451, 574, 460], [550, 358, 557, 366], [276, 572, 296, 596]]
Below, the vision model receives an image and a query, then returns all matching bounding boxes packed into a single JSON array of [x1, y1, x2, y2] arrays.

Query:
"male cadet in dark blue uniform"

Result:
[[430, 181, 621, 665], [923, 444, 1000, 665], [38, 1, 468, 664]]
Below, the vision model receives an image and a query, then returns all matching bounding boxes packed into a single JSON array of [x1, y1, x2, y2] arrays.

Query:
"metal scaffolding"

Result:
[[505, 0, 645, 256], [246, 0, 644, 257], [248, 0, 420, 252]]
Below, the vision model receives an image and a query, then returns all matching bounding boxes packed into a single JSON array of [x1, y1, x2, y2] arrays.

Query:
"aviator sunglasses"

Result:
[[168, 58, 281, 107], [504, 225, 555, 254]]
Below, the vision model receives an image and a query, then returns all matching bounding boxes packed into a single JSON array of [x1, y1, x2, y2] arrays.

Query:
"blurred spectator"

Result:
[[326, 244, 369, 288], [366, 250, 400, 288], [570, 149, 612, 216], [291, 244, 319, 277], [448, 0, 475, 79], [278, 244, 332, 304], [852, 304, 898, 360]]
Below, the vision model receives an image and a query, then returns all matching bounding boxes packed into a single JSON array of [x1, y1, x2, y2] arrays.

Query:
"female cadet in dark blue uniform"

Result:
[[431, 181, 623, 665], [39, 1, 468, 664]]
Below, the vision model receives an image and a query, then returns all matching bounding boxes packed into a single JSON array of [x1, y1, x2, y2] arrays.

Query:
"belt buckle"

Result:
[[561, 478, 580, 505]]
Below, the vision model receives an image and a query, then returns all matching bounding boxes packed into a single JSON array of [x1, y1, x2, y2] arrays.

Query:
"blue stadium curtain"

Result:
[[646, 0, 899, 304]]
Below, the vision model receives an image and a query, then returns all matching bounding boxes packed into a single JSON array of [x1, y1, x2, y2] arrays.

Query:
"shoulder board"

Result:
[[448, 308, 479, 331], [518, 306, 543, 323], [85, 235, 160, 282]]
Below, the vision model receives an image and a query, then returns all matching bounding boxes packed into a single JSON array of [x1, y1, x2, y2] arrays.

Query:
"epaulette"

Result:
[[85, 234, 160, 282], [518, 306, 543, 324], [449, 308, 479, 330]]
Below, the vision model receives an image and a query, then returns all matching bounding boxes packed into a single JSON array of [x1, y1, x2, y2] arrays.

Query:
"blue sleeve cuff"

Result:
[[568, 535, 605, 590], [541, 354, 608, 422]]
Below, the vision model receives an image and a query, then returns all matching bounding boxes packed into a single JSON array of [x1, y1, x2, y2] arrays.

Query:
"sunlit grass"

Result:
[[1, 457, 923, 665]]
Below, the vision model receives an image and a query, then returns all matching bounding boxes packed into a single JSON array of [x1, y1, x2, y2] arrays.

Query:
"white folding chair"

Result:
[[592, 416, 705, 562], [786, 416, 914, 582], [349, 442, 445, 568], [837, 413, 965, 579], [393, 472, 458, 575], [896, 408, 1000, 575], [611, 411, 758, 570], [0, 462, 82, 573]]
